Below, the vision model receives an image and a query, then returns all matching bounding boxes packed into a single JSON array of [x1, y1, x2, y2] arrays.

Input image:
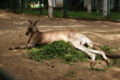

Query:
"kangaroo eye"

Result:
[[29, 28, 32, 31]]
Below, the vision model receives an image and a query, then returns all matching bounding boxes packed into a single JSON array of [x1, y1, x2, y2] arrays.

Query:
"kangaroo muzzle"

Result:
[[26, 32, 29, 35]]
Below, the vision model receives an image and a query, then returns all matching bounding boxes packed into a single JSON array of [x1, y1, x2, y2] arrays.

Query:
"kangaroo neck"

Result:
[[31, 30, 42, 35]]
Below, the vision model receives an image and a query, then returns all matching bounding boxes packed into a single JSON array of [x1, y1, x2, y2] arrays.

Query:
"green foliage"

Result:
[[98, 45, 117, 55], [20, 9, 120, 20], [28, 40, 90, 63], [89, 65, 111, 72], [27, 40, 120, 72], [23, 10, 62, 17], [68, 11, 103, 19], [28, 40, 116, 63], [64, 70, 75, 77], [28, 40, 119, 63], [11, 9, 118, 20]]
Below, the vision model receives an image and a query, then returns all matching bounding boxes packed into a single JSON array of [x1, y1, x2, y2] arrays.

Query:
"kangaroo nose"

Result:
[[26, 33, 29, 35]]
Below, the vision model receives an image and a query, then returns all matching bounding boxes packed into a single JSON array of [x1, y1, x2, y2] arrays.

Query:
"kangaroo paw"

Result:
[[9, 47, 13, 50], [105, 59, 110, 65], [9, 47, 20, 50], [90, 61, 96, 67]]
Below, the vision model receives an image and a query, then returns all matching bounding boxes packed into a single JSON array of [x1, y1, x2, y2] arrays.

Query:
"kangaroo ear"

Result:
[[28, 19, 32, 24], [34, 20, 39, 25]]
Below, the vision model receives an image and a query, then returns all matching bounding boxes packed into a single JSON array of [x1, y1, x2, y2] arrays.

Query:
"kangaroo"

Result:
[[9, 20, 120, 67]]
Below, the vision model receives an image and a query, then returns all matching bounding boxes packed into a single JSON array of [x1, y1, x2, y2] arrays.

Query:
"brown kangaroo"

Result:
[[9, 19, 120, 67]]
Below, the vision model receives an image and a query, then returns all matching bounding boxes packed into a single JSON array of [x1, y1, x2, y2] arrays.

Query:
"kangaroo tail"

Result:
[[93, 45, 120, 58]]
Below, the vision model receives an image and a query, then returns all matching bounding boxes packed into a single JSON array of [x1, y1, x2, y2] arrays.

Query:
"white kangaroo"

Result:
[[9, 20, 120, 67]]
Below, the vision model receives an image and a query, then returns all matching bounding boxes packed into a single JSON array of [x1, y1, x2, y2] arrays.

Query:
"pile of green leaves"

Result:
[[98, 45, 118, 55], [28, 40, 104, 63]]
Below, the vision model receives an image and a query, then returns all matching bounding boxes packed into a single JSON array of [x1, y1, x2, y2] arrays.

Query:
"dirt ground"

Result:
[[0, 10, 120, 80]]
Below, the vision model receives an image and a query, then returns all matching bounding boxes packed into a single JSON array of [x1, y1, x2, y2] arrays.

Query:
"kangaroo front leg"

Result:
[[9, 42, 36, 50], [26, 35, 40, 49], [9, 44, 28, 50], [9, 38, 39, 50], [27, 34, 33, 43]]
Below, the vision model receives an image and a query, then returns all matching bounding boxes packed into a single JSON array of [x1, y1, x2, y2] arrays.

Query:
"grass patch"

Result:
[[68, 11, 104, 19], [23, 9, 62, 17], [64, 70, 75, 77], [28, 41, 91, 63], [27, 40, 118, 63], [23, 9, 46, 15], [26, 40, 120, 72], [15, 9, 120, 20], [89, 65, 111, 72], [98, 45, 118, 55]]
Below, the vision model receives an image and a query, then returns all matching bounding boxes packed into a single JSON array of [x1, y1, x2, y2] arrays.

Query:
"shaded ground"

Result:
[[0, 10, 120, 80]]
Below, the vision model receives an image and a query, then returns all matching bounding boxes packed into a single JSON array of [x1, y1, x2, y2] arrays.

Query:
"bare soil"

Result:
[[0, 10, 120, 80]]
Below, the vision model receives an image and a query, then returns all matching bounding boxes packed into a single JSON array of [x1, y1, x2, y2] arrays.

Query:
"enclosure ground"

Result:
[[0, 10, 120, 80]]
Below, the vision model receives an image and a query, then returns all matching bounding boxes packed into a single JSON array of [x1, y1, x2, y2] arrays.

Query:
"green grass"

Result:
[[110, 12, 120, 20], [23, 9, 46, 15], [64, 70, 75, 77], [23, 9, 62, 17], [98, 45, 118, 55], [89, 66, 111, 72], [28, 41, 91, 63], [68, 11, 104, 19], [68, 11, 120, 20], [15, 9, 120, 20], [27, 41, 118, 63], [26, 40, 120, 72]]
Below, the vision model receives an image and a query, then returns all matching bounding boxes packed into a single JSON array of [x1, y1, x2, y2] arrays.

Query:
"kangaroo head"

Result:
[[26, 19, 39, 35]]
